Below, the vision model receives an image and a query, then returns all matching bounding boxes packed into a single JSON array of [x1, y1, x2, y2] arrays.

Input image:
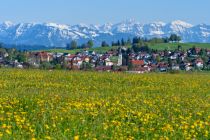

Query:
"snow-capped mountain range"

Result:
[[0, 20, 210, 47]]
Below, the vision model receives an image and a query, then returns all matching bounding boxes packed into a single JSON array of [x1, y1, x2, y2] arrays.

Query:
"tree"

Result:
[[126, 48, 134, 54], [191, 46, 197, 55], [87, 40, 94, 48], [121, 38, 125, 46], [177, 36, 182, 42], [81, 43, 88, 49], [81, 62, 92, 70], [6, 48, 18, 61], [126, 38, 132, 46], [70, 40, 77, 50], [168, 58, 172, 67], [117, 40, 121, 46], [149, 38, 164, 44], [201, 56, 209, 68], [0, 47, 7, 56], [133, 37, 140, 44], [169, 34, 177, 42], [139, 45, 150, 53], [128, 61, 133, 70], [176, 57, 182, 64], [16, 53, 27, 63], [66, 44, 71, 50], [156, 55, 161, 63], [40, 62, 52, 70], [111, 41, 116, 47], [177, 45, 182, 51], [164, 37, 170, 43], [169, 34, 181, 42], [101, 41, 109, 47], [199, 49, 206, 57], [132, 43, 141, 52]]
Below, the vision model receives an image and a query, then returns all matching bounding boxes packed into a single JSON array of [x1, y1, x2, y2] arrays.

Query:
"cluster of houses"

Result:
[[26, 50, 117, 70], [1, 46, 210, 73], [126, 48, 210, 73]]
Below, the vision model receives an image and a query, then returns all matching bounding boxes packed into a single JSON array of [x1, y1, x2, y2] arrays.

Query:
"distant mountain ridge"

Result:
[[0, 20, 210, 48]]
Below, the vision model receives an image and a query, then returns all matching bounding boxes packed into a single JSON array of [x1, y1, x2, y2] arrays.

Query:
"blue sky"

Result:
[[0, 0, 209, 25]]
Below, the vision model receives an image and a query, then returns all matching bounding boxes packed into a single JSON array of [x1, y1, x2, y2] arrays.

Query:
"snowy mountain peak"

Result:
[[170, 20, 193, 28], [152, 21, 166, 27], [45, 22, 70, 30], [1, 21, 14, 28], [117, 19, 139, 26], [0, 20, 210, 47]]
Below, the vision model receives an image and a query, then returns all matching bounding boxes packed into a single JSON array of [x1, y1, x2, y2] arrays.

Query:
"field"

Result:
[[39, 43, 210, 54], [0, 69, 210, 139], [149, 43, 210, 50]]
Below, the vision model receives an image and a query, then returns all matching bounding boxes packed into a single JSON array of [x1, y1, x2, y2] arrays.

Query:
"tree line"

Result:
[[66, 40, 94, 50], [66, 34, 182, 50]]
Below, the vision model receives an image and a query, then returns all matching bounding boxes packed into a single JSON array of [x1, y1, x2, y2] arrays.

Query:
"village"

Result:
[[1, 45, 210, 73]]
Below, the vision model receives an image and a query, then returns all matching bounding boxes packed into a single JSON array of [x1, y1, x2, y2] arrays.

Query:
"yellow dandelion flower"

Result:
[[74, 135, 79, 140], [6, 129, 12, 135], [2, 124, 7, 129], [45, 136, 51, 140]]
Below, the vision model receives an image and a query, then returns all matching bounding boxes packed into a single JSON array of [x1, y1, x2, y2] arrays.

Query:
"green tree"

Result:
[[199, 49, 206, 57], [87, 40, 94, 48], [66, 44, 71, 50], [132, 40, 149, 53], [177, 36, 182, 42], [81, 43, 88, 49], [133, 37, 140, 44], [128, 62, 133, 70], [169, 34, 181, 42], [126, 38, 132, 46], [40, 62, 52, 70], [164, 37, 170, 43], [121, 38, 125, 46], [201, 56, 209, 64], [81, 62, 92, 70], [6, 48, 18, 61], [168, 58, 172, 67], [111, 41, 116, 46], [169, 34, 177, 42], [70, 40, 77, 50], [101, 41, 109, 47], [177, 45, 182, 50], [16, 53, 27, 62], [117, 40, 121, 46], [0, 47, 7, 56], [156, 55, 161, 63]]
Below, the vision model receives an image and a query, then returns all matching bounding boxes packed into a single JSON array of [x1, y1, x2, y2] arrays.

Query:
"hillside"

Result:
[[149, 42, 210, 50], [39, 43, 210, 54]]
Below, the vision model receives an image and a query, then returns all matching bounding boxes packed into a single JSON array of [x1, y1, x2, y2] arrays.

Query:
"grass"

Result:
[[37, 43, 210, 54], [149, 42, 210, 50], [0, 69, 210, 139]]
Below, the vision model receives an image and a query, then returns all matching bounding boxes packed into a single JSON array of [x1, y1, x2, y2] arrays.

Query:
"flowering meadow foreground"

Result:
[[0, 69, 210, 140]]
